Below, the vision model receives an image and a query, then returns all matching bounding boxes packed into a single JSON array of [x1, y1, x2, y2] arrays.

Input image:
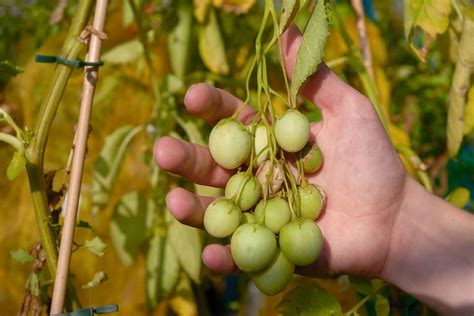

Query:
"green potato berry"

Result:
[[230, 223, 277, 272], [225, 172, 261, 211], [274, 110, 310, 153], [298, 184, 324, 220], [209, 119, 251, 169], [301, 144, 323, 173], [254, 124, 270, 166], [203, 199, 241, 238], [279, 219, 323, 266], [251, 249, 294, 296], [255, 197, 291, 234]]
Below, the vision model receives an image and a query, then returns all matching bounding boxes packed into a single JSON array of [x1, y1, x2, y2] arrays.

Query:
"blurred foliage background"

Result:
[[0, 0, 473, 315]]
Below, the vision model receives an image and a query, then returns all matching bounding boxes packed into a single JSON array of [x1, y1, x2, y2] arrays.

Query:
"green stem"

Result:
[[24, 0, 94, 309], [0, 108, 25, 141], [0, 132, 23, 152], [344, 283, 389, 315]]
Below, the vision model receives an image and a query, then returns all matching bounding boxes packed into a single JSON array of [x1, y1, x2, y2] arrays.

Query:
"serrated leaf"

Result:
[[83, 236, 107, 257], [10, 249, 33, 264], [404, 0, 452, 60], [198, 9, 229, 75], [82, 271, 108, 289], [6, 151, 25, 181], [168, 217, 202, 283], [110, 192, 156, 266], [349, 276, 372, 295], [168, 0, 193, 78], [375, 294, 390, 316], [146, 233, 180, 307], [290, 0, 329, 106], [446, 187, 470, 208], [464, 85, 474, 135], [280, 0, 300, 35], [275, 284, 343, 316], [91, 125, 142, 213], [102, 39, 144, 64], [0, 60, 24, 77]]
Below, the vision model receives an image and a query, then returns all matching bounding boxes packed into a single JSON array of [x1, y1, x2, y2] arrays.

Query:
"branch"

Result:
[[50, 0, 109, 313], [351, 0, 375, 81], [0, 132, 23, 152]]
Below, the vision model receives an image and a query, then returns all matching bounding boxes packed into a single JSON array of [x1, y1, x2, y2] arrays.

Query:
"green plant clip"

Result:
[[35, 55, 104, 69], [52, 304, 118, 316]]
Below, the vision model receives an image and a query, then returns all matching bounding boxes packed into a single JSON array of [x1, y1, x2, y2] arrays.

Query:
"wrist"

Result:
[[381, 177, 474, 315]]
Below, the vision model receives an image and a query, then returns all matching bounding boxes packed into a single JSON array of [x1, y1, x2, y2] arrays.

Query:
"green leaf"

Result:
[[280, 0, 300, 35], [167, 0, 193, 78], [0, 60, 24, 77], [28, 273, 39, 297], [83, 236, 107, 257], [349, 276, 372, 295], [168, 217, 202, 284], [82, 271, 108, 289], [146, 233, 180, 307], [446, 187, 470, 208], [110, 192, 156, 266], [76, 220, 94, 231], [375, 294, 390, 316], [403, 0, 452, 60], [198, 9, 229, 75], [10, 249, 33, 264], [91, 125, 142, 214], [290, 0, 329, 106], [102, 39, 144, 64], [275, 284, 343, 316], [6, 151, 26, 181]]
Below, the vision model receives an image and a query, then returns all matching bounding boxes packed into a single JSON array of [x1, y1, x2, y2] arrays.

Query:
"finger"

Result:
[[154, 136, 233, 187], [281, 25, 367, 114], [202, 244, 239, 274], [184, 83, 257, 125], [166, 187, 214, 228]]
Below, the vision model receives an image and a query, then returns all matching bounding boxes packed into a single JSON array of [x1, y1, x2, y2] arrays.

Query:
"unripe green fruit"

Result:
[[209, 119, 251, 169], [225, 172, 261, 211], [298, 184, 324, 220], [231, 223, 277, 272], [254, 124, 270, 166], [274, 110, 310, 152], [279, 219, 323, 266], [251, 249, 294, 295], [203, 199, 241, 238], [301, 144, 323, 173], [241, 212, 256, 224], [255, 197, 291, 234]]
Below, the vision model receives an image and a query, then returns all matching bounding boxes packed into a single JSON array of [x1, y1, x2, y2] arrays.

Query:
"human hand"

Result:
[[154, 25, 409, 278]]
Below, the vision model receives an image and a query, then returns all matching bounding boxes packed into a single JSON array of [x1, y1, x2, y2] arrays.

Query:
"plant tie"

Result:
[[51, 304, 118, 316], [35, 55, 104, 69]]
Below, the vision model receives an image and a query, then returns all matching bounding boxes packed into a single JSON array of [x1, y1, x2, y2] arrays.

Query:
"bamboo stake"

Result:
[[50, 0, 109, 313], [351, 0, 375, 81]]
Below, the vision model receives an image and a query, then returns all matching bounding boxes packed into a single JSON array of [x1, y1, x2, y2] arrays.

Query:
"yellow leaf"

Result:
[[389, 124, 411, 147], [464, 85, 474, 135], [446, 187, 470, 208], [212, 0, 256, 14], [193, 0, 211, 23], [198, 9, 229, 75], [169, 296, 198, 316]]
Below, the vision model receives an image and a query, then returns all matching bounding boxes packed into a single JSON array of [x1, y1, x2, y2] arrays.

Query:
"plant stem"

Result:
[[0, 132, 23, 152], [24, 0, 93, 310], [50, 0, 109, 313]]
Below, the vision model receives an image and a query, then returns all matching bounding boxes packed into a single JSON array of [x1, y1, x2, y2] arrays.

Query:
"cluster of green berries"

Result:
[[204, 109, 325, 295]]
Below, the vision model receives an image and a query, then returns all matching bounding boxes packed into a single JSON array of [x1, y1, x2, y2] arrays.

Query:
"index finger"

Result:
[[184, 83, 256, 125]]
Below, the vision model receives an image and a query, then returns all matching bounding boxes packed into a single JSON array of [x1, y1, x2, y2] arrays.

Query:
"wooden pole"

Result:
[[50, 0, 109, 313]]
